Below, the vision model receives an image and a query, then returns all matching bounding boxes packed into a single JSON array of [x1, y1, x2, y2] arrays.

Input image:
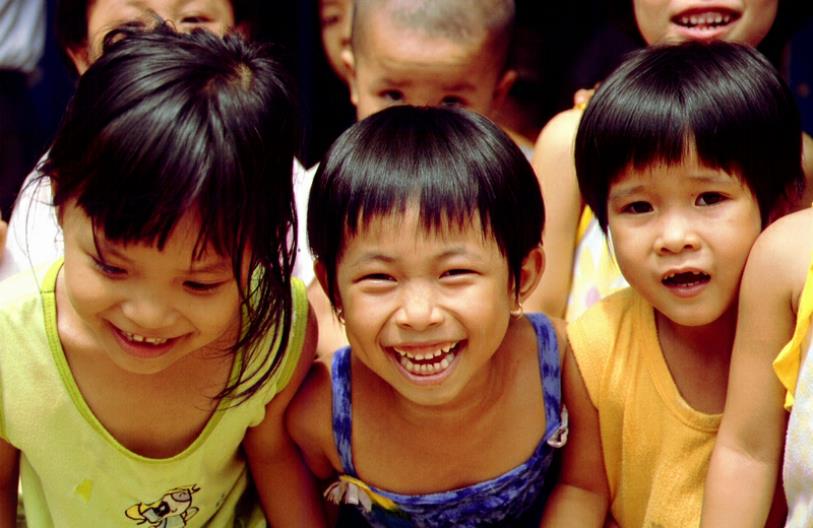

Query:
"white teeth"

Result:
[[678, 12, 733, 28], [393, 342, 458, 360], [397, 349, 457, 375], [121, 330, 169, 345]]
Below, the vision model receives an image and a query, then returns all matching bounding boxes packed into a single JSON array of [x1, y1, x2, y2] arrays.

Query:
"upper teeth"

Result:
[[679, 12, 732, 27], [122, 331, 169, 345], [393, 342, 458, 361], [665, 271, 705, 280]]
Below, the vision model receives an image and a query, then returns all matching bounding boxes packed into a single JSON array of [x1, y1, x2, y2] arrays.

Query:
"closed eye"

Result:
[[183, 280, 225, 293], [696, 192, 726, 206], [360, 273, 396, 282], [440, 95, 466, 108], [441, 268, 475, 278], [92, 257, 127, 277]]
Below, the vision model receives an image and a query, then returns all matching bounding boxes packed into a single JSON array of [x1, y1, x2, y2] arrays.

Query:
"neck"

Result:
[[655, 305, 737, 359]]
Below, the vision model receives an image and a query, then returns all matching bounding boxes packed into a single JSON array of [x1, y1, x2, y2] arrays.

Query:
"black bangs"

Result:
[[309, 105, 544, 306], [576, 41, 803, 230]]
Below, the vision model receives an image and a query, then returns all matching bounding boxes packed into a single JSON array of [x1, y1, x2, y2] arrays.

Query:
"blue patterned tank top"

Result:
[[327, 313, 567, 528]]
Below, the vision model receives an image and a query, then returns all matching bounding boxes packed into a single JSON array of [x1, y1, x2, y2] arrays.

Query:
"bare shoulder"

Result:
[[531, 109, 582, 168], [746, 208, 813, 312], [547, 315, 569, 364], [285, 352, 336, 478]]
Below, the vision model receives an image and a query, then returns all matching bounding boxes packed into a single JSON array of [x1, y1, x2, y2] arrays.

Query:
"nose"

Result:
[[394, 282, 443, 331], [655, 210, 701, 255], [120, 289, 179, 330]]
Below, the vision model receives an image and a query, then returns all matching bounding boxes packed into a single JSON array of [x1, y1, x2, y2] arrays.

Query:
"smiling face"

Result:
[[331, 207, 527, 407], [72, 0, 235, 73], [632, 0, 777, 46], [347, 10, 511, 121], [58, 201, 242, 375], [607, 151, 762, 329]]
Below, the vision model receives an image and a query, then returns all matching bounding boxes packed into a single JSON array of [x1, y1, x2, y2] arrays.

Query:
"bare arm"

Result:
[[244, 304, 327, 527], [702, 210, 813, 527], [526, 109, 584, 318], [0, 437, 19, 528], [540, 344, 609, 527]]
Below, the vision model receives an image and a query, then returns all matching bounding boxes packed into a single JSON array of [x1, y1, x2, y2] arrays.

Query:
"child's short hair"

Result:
[[350, 0, 515, 71], [575, 40, 803, 230], [308, 105, 544, 305], [43, 25, 299, 401]]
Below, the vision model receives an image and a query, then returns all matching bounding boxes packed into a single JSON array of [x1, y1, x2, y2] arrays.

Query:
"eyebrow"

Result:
[[609, 172, 739, 201], [348, 245, 481, 267]]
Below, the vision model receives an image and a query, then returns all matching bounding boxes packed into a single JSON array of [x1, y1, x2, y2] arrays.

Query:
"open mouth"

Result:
[[672, 9, 738, 30], [392, 341, 460, 376], [120, 330, 171, 346], [662, 270, 710, 288]]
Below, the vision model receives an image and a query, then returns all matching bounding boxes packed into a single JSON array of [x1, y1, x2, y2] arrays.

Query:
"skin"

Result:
[[68, 0, 236, 73], [541, 154, 764, 526], [0, 214, 6, 264], [344, 7, 514, 121], [701, 209, 813, 526], [319, 0, 352, 81], [524, 0, 782, 318], [288, 208, 569, 507]]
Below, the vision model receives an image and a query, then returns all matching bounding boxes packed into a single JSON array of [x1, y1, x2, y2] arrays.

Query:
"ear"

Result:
[[341, 47, 360, 107], [314, 260, 341, 312], [492, 68, 517, 109], [515, 244, 545, 304], [66, 45, 92, 75]]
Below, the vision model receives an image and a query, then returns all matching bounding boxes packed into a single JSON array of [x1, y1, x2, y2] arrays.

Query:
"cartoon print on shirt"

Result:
[[125, 485, 200, 527]]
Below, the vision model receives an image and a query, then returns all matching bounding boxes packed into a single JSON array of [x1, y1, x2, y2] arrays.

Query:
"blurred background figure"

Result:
[[0, 0, 45, 223]]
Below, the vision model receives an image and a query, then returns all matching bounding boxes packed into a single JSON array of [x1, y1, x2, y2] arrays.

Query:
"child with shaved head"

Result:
[[343, 0, 516, 122]]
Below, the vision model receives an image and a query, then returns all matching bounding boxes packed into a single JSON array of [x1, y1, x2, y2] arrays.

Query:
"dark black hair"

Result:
[[56, 0, 257, 74], [42, 24, 299, 402], [308, 105, 544, 306], [575, 40, 803, 230]]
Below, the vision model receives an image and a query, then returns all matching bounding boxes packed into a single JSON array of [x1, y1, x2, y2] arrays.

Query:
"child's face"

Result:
[[347, 12, 512, 121], [319, 0, 352, 81], [59, 202, 243, 375], [633, 0, 777, 46], [331, 207, 518, 407], [72, 0, 235, 73], [606, 151, 762, 328]]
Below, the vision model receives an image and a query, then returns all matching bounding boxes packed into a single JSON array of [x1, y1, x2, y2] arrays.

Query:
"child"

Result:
[[0, 27, 323, 526], [540, 41, 803, 527], [701, 210, 812, 526], [311, 0, 521, 357], [2, 0, 316, 291], [319, 0, 353, 82], [526, 0, 813, 321], [289, 105, 569, 527], [343, 0, 516, 123]]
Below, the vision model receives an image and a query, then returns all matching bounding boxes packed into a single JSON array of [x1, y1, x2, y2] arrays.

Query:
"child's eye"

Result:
[[441, 268, 475, 278], [381, 90, 404, 103], [440, 96, 465, 108], [696, 192, 726, 206], [92, 257, 127, 277], [621, 201, 653, 214], [183, 280, 224, 293], [360, 273, 396, 282], [180, 15, 212, 25]]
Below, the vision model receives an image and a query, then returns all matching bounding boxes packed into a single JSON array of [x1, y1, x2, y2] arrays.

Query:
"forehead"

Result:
[[357, 9, 496, 68], [609, 159, 743, 195], [345, 206, 487, 248], [87, 0, 235, 28]]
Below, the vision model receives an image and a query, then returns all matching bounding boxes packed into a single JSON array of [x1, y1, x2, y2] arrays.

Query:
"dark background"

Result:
[[27, 0, 813, 171]]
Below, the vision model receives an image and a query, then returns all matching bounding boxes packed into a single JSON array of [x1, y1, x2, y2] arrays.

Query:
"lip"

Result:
[[110, 324, 182, 359], [669, 6, 741, 41]]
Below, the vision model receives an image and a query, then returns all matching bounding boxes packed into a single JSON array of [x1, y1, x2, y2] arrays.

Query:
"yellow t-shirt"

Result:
[[773, 252, 813, 410], [0, 261, 308, 527], [568, 288, 720, 527]]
